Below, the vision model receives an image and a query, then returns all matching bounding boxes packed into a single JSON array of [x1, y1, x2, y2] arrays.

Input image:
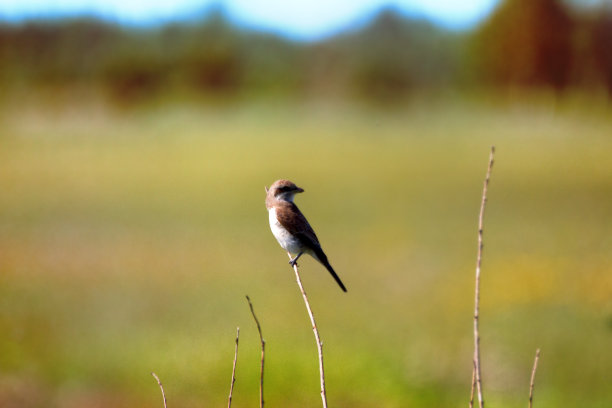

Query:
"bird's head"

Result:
[[267, 179, 304, 202]]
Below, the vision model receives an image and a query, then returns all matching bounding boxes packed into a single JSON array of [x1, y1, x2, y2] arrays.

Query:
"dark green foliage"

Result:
[[0, 19, 119, 83], [0, 3, 611, 101], [337, 9, 461, 101]]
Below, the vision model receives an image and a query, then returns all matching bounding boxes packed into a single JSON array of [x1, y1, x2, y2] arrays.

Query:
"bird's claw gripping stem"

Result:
[[288, 252, 304, 268]]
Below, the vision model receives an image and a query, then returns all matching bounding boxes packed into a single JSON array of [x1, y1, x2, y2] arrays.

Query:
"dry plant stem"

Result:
[[227, 327, 240, 408], [246, 295, 265, 408], [528, 349, 541, 408], [151, 372, 168, 408], [469, 362, 476, 408], [473, 146, 495, 408], [288, 252, 328, 408]]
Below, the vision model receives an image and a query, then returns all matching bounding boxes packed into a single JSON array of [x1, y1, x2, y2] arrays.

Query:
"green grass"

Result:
[[1, 95, 611, 407]]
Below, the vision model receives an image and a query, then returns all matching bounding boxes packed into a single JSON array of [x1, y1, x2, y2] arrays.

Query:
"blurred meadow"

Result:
[[1, 1, 612, 407]]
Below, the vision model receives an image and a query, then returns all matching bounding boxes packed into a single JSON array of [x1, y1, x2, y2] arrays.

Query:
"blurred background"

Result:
[[0, 0, 611, 407]]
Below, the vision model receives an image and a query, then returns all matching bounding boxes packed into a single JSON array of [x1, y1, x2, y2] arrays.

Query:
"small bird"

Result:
[[265, 179, 347, 292]]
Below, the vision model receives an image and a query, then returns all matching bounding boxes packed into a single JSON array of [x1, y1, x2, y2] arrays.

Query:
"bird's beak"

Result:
[[264, 186, 269, 193], [296, 187, 304, 193]]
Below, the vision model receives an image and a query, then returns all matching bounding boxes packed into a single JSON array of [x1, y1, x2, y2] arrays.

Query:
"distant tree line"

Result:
[[0, 0, 611, 103]]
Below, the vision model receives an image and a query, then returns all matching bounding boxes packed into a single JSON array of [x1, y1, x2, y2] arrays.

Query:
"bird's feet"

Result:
[[288, 252, 303, 268]]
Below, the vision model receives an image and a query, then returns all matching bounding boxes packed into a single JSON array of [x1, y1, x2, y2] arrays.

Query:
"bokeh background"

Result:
[[1, 0, 611, 407]]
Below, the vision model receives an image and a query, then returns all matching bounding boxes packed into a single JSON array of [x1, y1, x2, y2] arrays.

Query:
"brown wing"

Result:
[[275, 201, 321, 249], [276, 201, 347, 292]]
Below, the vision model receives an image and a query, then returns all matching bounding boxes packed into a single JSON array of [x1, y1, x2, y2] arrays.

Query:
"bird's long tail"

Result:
[[324, 261, 347, 292], [313, 248, 347, 292]]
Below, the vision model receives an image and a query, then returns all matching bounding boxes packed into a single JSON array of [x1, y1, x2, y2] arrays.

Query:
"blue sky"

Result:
[[0, 0, 500, 39]]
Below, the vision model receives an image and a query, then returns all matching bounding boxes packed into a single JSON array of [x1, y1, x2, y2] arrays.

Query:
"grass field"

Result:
[[1, 94, 611, 407]]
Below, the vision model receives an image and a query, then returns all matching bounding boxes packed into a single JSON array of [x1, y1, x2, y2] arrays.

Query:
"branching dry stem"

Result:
[[469, 361, 476, 408]]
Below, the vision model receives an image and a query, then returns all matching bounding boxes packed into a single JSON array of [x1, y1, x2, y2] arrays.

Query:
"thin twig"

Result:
[[288, 252, 328, 408], [246, 295, 265, 408], [528, 349, 541, 408], [469, 361, 476, 408], [151, 372, 168, 408], [227, 327, 240, 408], [473, 146, 495, 408]]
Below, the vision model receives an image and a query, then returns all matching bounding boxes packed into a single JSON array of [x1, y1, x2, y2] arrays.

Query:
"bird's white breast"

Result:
[[268, 207, 302, 254]]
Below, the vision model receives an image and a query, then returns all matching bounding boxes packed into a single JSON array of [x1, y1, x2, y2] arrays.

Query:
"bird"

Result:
[[265, 179, 347, 292]]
